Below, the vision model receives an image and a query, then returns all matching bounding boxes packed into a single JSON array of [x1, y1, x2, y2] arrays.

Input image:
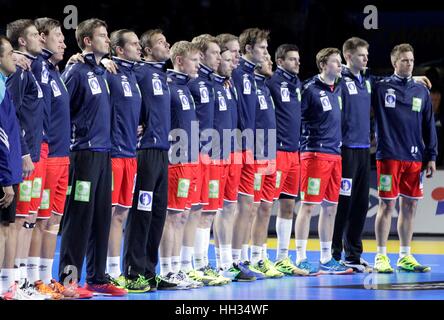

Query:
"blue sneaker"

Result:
[[296, 259, 320, 276], [238, 261, 265, 280], [319, 259, 354, 275]]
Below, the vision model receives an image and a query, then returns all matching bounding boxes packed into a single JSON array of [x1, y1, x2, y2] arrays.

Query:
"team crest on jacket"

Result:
[[121, 76, 132, 97], [178, 89, 190, 110], [280, 82, 290, 102], [87, 72, 102, 95], [385, 89, 396, 108], [243, 74, 251, 94], [152, 73, 163, 95], [217, 91, 227, 111], [50, 79, 61, 97], [345, 80, 358, 95], [257, 89, 268, 110], [199, 82, 210, 103]]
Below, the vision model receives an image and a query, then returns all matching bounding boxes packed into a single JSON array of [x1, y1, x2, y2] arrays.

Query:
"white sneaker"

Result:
[[177, 271, 203, 288], [2, 282, 34, 300], [20, 281, 48, 300]]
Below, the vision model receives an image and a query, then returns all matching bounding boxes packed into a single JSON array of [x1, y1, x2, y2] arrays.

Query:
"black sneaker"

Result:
[[146, 276, 158, 292]]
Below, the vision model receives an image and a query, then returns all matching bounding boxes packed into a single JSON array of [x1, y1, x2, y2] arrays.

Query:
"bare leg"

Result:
[[375, 199, 396, 248]]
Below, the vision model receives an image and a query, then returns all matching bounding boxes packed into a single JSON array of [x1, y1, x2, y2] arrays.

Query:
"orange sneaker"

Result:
[[49, 279, 80, 299], [34, 280, 64, 300], [63, 281, 93, 299]]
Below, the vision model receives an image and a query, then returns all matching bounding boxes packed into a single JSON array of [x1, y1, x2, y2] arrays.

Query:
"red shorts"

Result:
[[254, 160, 277, 203], [274, 151, 300, 199], [16, 143, 49, 217], [112, 158, 137, 208], [37, 157, 70, 219], [223, 152, 242, 203], [193, 153, 210, 206], [167, 163, 199, 211], [300, 152, 342, 204], [376, 159, 423, 199], [238, 150, 256, 197], [203, 161, 223, 212]]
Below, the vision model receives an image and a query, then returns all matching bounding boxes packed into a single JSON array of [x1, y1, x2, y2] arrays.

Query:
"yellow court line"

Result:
[[264, 238, 444, 255]]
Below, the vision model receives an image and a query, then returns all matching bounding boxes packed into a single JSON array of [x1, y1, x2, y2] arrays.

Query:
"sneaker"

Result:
[[2, 282, 34, 300], [198, 265, 231, 285], [397, 255, 431, 273], [295, 259, 320, 276], [106, 274, 126, 289], [177, 271, 204, 288], [48, 279, 79, 299], [155, 274, 180, 290], [34, 280, 64, 300], [275, 257, 310, 276], [255, 259, 284, 278], [157, 272, 185, 290], [319, 259, 354, 275], [374, 254, 394, 273], [342, 258, 373, 273], [85, 282, 128, 296], [243, 261, 266, 280], [124, 275, 150, 293], [20, 280, 48, 300], [224, 263, 256, 282], [63, 282, 93, 299]]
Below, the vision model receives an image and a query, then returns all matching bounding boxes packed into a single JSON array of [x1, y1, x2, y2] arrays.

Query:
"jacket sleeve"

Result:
[[0, 116, 12, 187], [6, 69, 31, 157], [422, 91, 438, 162]]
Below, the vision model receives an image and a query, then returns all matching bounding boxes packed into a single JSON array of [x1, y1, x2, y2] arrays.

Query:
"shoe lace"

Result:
[[402, 255, 419, 266]]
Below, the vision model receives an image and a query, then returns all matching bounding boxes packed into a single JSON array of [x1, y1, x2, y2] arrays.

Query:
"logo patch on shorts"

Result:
[[209, 180, 220, 199], [340, 178, 352, 196], [276, 171, 282, 188], [74, 180, 91, 202], [254, 173, 262, 191], [40, 189, 50, 210], [307, 177, 321, 195], [379, 174, 392, 192], [177, 178, 190, 198], [19, 181, 33, 202], [137, 191, 153, 211], [31, 177, 43, 198]]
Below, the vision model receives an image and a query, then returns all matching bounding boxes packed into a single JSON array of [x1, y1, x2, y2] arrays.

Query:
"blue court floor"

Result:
[[51, 237, 444, 300]]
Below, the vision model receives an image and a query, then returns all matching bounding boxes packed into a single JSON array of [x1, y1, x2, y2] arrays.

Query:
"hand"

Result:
[[101, 58, 118, 74], [0, 186, 15, 208], [426, 161, 436, 178], [67, 53, 84, 65], [413, 76, 432, 90], [22, 154, 35, 179], [12, 52, 32, 70]]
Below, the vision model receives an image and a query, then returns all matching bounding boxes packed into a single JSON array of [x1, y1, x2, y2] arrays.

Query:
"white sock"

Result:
[[159, 257, 172, 276], [241, 244, 249, 261], [250, 245, 263, 264], [220, 244, 233, 270], [320, 241, 332, 264], [14, 266, 20, 283], [377, 246, 387, 256], [171, 256, 181, 273], [232, 249, 241, 263], [39, 258, 54, 284], [106, 256, 121, 278], [399, 246, 411, 258], [295, 239, 307, 264], [262, 243, 268, 260], [0, 269, 15, 294], [215, 247, 221, 270], [194, 228, 209, 269], [202, 228, 211, 267], [276, 217, 292, 261], [180, 246, 194, 273], [27, 257, 40, 283]]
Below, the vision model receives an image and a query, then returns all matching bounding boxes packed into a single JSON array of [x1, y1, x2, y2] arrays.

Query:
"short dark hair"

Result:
[[316, 47, 341, 72], [75, 18, 108, 50], [275, 44, 299, 62], [139, 29, 163, 52], [342, 37, 369, 55], [6, 19, 35, 49], [34, 17, 61, 36], [110, 29, 135, 55], [216, 33, 238, 53], [0, 35, 11, 57], [238, 28, 270, 54]]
